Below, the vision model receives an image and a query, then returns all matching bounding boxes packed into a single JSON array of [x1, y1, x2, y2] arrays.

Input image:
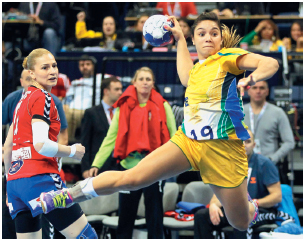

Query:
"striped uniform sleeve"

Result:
[[29, 89, 52, 125]]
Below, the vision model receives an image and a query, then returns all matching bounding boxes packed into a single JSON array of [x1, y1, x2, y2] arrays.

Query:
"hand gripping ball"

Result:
[[143, 15, 174, 47]]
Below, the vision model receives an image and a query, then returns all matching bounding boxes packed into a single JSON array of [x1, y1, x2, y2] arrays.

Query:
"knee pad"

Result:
[[76, 223, 98, 239]]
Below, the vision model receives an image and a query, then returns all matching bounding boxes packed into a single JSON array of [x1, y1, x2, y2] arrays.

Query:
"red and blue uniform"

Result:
[[7, 86, 66, 219]]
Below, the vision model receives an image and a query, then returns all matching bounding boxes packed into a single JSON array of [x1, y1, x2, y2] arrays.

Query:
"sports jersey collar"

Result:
[[197, 48, 227, 66], [198, 59, 206, 65]]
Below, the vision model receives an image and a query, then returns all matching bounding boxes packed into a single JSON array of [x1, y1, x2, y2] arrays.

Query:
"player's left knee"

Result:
[[76, 223, 98, 239]]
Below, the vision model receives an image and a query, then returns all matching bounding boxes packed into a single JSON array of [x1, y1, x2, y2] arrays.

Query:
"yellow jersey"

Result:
[[182, 47, 250, 141]]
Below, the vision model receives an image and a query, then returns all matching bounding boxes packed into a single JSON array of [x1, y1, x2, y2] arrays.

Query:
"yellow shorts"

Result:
[[171, 127, 248, 188]]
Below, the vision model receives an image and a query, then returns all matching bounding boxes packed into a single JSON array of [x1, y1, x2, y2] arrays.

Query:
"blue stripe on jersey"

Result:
[[225, 78, 250, 141], [218, 72, 234, 139], [217, 52, 242, 57]]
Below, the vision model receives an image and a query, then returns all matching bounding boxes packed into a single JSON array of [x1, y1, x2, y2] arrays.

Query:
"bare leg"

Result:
[[92, 141, 191, 195], [39, 141, 190, 213], [59, 214, 88, 239], [17, 229, 42, 239], [210, 179, 255, 231]]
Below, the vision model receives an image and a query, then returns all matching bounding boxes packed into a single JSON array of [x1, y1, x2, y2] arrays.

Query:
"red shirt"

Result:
[[7, 86, 61, 181], [156, 2, 197, 17], [51, 73, 71, 99], [113, 86, 170, 160]]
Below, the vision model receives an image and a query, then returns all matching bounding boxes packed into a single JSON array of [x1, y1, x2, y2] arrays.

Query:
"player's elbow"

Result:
[[34, 140, 59, 157], [272, 192, 282, 206], [34, 142, 44, 153], [4, 139, 12, 151], [289, 141, 295, 150], [276, 193, 282, 204], [268, 57, 279, 73]]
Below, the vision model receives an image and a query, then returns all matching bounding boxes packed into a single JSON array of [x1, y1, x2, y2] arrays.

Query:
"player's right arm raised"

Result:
[[165, 16, 193, 87]]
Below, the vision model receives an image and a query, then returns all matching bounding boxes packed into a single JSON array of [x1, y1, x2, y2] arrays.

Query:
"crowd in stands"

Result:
[[2, 2, 303, 239], [2, 2, 303, 54]]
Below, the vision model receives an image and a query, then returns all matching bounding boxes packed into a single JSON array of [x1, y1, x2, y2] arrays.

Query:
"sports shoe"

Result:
[[248, 193, 259, 226], [40, 189, 74, 214]]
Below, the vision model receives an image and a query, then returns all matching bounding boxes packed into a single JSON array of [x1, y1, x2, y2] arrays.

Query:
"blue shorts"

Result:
[[7, 173, 66, 220]]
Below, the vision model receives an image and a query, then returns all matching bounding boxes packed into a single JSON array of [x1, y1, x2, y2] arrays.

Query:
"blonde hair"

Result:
[[221, 24, 242, 48], [131, 67, 155, 84], [22, 48, 52, 70]]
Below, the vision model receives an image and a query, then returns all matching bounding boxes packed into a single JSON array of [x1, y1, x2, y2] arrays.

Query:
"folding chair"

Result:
[[102, 182, 179, 238], [163, 181, 214, 238]]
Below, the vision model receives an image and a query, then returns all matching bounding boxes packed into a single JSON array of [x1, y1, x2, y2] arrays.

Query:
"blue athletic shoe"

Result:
[[248, 193, 259, 226], [40, 189, 74, 214]]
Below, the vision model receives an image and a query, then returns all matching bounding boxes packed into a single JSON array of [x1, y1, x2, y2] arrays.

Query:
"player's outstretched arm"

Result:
[[164, 16, 193, 87]]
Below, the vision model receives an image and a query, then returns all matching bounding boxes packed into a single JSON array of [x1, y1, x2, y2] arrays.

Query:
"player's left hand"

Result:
[[237, 75, 256, 96], [164, 15, 184, 41]]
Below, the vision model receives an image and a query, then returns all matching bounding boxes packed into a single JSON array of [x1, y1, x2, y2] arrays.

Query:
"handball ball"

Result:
[[143, 15, 174, 47]]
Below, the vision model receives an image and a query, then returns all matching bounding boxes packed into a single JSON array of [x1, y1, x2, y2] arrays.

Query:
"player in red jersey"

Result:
[[3, 48, 98, 239]]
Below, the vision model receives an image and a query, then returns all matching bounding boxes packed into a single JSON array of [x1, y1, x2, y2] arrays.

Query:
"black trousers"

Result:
[[194, 207, 247, 239], [116, 175, 165, 239]]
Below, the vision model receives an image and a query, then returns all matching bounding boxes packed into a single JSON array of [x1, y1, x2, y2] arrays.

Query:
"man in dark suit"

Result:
[[80, 77, 122, 178]]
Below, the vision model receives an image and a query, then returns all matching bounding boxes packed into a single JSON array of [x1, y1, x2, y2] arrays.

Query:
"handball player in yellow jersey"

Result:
[[40, 12, 279, 231]]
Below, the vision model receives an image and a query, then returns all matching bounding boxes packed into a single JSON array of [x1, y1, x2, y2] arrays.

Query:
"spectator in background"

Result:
[[240, 20, 283, 52], [282, 20, 303, 78], [89, 67, 177, 238], [156, 2, 197, 18], [282, 21, 303, 52], [172, 18, 193, 49], [133, 14, 150, 49], [75, 3, 131, 33], [51, 73, 71, 101], [126, 14, 149, 32], [211, 3, 266, 17], [81, 77, 122, 179], [75, 12, 118, 50], [243, 81, 295, 165], [17, 2, 61, 56], [125, 14, 151, 50], [63, 55, 113, 143], [194, 130, 282, 239]]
